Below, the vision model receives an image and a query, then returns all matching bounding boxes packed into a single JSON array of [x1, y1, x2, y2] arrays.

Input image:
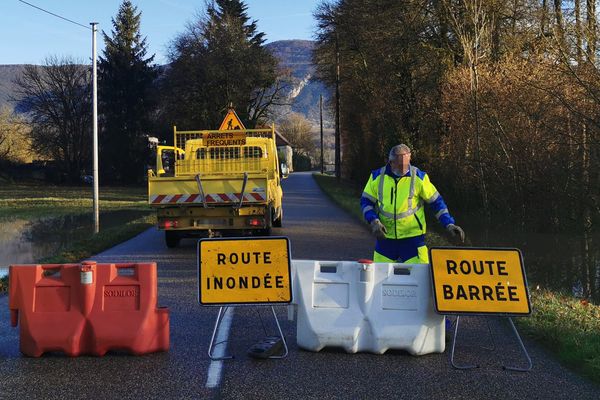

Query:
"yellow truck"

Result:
[[148, 110, 287, 248]]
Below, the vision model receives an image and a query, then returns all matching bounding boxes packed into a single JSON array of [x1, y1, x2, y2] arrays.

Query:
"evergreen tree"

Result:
[[99, 0, 157, 183], [162, 0, 284, 130]]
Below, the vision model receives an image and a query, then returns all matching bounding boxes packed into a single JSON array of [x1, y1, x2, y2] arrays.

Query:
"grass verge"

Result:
[[517, 289, 600, 383], [0, 184, 149, 220], [313, 172, 600, 384]]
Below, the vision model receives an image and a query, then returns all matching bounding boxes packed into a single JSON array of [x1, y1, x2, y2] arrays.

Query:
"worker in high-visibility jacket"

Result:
[[361, 144, 465, 263]]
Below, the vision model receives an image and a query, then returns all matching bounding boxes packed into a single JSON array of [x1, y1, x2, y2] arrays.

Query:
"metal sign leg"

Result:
[[450, 316, 533, 371], [208, 306, 233, 360], [502, 317, 533, 372], [450, 316, 478, 369], [481, 317, 496, 351], [267, 306, 289, 359], [208, 306, 288, 360]]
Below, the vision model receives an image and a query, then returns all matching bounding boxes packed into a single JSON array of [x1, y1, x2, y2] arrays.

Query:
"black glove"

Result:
[[446, 224, 465, 243], [370, 219, 388, 239]]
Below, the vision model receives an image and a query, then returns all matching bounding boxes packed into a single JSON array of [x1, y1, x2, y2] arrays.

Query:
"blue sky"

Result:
[[1, 0, 321, 65]]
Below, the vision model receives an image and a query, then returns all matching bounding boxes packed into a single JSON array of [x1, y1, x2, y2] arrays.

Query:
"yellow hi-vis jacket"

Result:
[[360, 164, 455, 239]]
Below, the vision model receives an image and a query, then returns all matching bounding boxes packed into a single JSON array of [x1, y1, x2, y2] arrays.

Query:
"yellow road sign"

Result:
[[198, 237, 292, 305], [218, 109, 246, 131], [429, 247, 531, 315], [204, 131, 246, 146]]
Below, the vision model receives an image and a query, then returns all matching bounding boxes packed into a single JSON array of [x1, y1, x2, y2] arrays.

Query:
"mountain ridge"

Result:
[[0, 40, 330, 125]]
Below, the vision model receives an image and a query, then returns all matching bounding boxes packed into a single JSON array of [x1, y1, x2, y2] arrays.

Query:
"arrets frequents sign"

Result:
[[429, 247, 531, 315], [198, 237, 292, 305], [204, 131, 246, 146]]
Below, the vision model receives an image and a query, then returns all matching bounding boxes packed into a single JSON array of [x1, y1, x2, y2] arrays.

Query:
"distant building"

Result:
[[275, 129, 293, 172]]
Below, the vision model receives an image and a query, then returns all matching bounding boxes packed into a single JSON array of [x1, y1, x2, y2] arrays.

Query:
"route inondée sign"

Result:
[[198, 237, 292, 305]]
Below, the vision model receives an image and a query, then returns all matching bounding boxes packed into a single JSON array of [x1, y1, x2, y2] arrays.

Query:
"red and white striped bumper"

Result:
[[150, 192, 267, 205]]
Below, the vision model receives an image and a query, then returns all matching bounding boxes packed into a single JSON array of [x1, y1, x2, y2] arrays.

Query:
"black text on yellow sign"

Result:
[[198, 237, 292, 305], [429, 247, 531, 315], [204, 131, 246, 147]]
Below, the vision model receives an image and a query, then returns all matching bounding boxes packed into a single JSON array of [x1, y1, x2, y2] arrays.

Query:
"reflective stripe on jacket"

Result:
[[360, 164, 454, 239]]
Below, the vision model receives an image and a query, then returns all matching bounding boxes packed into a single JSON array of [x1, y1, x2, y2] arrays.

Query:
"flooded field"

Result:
[[0, 210, 150, 275]]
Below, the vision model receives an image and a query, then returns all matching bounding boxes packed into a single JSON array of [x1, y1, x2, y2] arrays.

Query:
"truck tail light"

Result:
[[160, 220, 178, 229], [247, 217, 264, 227]]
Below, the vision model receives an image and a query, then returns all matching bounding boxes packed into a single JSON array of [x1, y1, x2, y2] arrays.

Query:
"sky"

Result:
[[1, 0, 321, 65]]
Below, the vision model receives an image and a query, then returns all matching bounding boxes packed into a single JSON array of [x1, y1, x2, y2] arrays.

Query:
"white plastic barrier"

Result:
[[291, 260, 444, 355]]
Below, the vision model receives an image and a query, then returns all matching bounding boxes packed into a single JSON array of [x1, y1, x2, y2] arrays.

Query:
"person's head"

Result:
[[388, 144, 411, 175]]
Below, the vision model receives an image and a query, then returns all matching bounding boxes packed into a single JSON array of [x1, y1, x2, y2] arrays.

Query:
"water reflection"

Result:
[[454, 212, 600, 304], [0, 210, 150, 274]]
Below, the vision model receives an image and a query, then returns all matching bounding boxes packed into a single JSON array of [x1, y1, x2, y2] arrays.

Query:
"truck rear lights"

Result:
[[247, 217, 264, 227], [160, 220, 178, 229]]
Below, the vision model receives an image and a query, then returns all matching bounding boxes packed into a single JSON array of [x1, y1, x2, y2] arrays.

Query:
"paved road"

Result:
[[1, 172, 598, 399]]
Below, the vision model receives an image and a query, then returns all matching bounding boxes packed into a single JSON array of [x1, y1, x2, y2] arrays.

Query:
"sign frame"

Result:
[[197, 236, 292, 306], [429, 246, 531, 316]]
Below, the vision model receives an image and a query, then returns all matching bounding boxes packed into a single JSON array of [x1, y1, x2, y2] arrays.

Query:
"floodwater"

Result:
[[0, 210, 150, 277], [455, 212, 600, 303]]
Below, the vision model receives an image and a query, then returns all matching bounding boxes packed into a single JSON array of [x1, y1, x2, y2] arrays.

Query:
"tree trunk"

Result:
[[580, 123, 593, 297], [575, 0, 583, 63], [554, 0, 567, 51], [586, 0, 597, 63], [335, 30, 341, 181], [471, 62, 490, 223], [541, 0, 549, 35]]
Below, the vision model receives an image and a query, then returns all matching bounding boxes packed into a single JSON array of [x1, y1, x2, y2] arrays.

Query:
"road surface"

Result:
[[0, 172, 597, 399]]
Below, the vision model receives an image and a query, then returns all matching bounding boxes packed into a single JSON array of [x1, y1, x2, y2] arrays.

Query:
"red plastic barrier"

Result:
[[9, 263, 85, 357], [88, 262, 169, 356], [9, 261, 169, 357]]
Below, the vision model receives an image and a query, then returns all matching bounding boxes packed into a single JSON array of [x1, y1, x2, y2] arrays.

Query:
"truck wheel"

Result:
[[165, 231, 181, 248], [273, 208, 283, 228], [258, 212, 272, 236], [259, 219, 272, 236]]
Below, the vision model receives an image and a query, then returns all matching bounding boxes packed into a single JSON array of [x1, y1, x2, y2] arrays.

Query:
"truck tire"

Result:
[[165, 231, 181, 248], [260, 219, 272, 236], [273, 207, 283, 228], [258, 209, 273, 236]]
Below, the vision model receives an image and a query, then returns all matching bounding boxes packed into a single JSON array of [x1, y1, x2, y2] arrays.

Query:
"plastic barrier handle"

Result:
[[10, 309, 18, 327], [115, 264, 137, 277]]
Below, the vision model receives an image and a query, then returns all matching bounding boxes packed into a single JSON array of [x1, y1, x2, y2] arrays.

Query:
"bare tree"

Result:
[[575, 0, 583, 63], [278, 112, 317, 160], [586, 0, 597, 63], [447, 0, 491, 221], [0, 106, 31, 163], [553, 0, 567, 49], [14, 56, 92, 182]]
